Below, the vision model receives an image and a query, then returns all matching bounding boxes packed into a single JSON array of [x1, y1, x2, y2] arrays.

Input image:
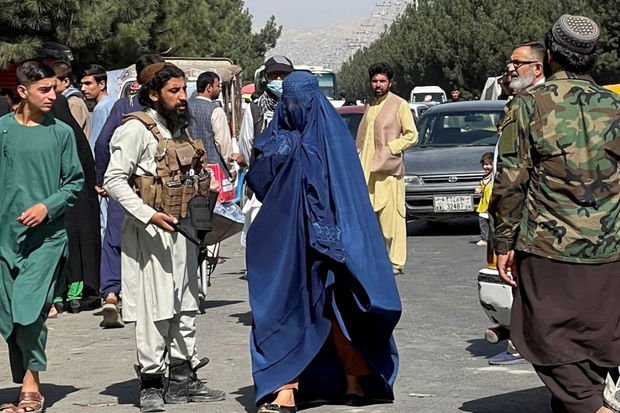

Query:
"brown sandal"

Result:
[[0, 403, 18, 413], [17, 392, 44, 413]]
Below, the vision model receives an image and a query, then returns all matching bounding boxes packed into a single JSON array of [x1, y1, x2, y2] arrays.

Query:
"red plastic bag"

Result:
[[206, 164, 235, 203]]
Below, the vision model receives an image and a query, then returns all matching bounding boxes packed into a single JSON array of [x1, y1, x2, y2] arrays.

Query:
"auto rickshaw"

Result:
[[109, 58, 245, 297]]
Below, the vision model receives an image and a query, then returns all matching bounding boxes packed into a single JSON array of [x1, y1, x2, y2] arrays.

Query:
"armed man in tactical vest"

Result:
[[103, 62, 225, 412]]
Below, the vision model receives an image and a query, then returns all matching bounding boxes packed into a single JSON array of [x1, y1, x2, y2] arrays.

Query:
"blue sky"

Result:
[[244, 0, 379, 29]]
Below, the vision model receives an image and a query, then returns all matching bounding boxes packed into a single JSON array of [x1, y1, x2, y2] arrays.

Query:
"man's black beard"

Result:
[[156, 102, 190, 131]]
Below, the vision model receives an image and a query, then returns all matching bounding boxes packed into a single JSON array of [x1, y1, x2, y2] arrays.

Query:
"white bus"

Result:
[[253, 65, 338, 102]]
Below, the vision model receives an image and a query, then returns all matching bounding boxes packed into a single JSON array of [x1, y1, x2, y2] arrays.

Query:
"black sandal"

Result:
[[344, 393, 370, 406], [257, 403, 297, 413]]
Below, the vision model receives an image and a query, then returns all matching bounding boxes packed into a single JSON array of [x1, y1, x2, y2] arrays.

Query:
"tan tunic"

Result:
[[358, 92, 417, 269], [67, 95, 91, 141]]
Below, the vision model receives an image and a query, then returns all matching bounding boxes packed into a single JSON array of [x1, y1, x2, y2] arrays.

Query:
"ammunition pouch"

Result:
[[187, 195, 213, 232], [133, 173, 212, 219], [123, 111, 212, 221], [163, 180, 184, 218], [171, 190, 219, 247], [133, 175, 162, 209]]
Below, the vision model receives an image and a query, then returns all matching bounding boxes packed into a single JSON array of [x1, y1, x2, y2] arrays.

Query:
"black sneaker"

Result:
[[140, 387, 165, 412], [187, 378, 226, 403], [54, 302, 64, 314], [68, 299, 81, 314], [165, 360, 225, 404], [101, 302, 124, 328]]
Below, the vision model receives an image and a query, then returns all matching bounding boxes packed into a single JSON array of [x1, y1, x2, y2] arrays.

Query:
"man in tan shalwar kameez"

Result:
[[357, 62, 417, 275]]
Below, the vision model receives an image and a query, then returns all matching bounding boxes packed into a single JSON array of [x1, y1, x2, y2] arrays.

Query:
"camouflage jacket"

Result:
[[490, 71, 620, 263]]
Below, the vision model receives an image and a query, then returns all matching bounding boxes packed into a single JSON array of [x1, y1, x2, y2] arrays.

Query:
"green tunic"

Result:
[[0, 112, 84, 340]]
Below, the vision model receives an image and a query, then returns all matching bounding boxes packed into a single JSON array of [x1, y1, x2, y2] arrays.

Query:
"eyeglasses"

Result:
[[506, 60, 540, 69]]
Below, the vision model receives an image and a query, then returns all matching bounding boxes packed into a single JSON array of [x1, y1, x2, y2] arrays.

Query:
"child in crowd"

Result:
[[474, 152, 494, 246]]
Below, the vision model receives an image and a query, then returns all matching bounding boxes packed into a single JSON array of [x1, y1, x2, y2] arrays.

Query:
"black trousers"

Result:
[[535, 361, 618, 413]]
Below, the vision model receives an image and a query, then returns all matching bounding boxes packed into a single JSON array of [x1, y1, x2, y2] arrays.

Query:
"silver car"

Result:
[[403, 100, 505, 221]]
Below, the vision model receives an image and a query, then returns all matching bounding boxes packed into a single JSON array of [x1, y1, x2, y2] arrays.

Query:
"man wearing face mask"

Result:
[[235, 55, 294, 167], [234, 56, 295, 257]]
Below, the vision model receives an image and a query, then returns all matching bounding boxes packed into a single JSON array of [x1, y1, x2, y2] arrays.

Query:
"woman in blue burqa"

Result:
[[245, 71, 402, 413]]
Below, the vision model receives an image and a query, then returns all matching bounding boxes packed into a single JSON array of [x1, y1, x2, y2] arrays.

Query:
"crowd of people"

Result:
[[0, 11, 619, 413], [0, 47, 408, 413]]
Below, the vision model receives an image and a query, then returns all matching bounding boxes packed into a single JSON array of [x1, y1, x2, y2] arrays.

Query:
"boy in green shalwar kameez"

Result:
[[0, 60, 84, 413]]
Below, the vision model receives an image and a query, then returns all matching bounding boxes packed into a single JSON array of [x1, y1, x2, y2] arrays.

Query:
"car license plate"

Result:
[[433, 195, 473, 213]]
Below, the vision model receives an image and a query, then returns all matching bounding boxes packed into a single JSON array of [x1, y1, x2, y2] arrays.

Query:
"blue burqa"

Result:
[[245, 71, 402, 405]]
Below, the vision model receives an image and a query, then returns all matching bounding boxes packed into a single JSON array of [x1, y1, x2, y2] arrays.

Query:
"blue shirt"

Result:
[[94, 96, 143, 185], [89, 95, 115, 156]]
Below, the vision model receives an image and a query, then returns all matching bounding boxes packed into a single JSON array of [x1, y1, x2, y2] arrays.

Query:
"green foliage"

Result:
[[0, 36, 42, 69], [338, 0, 620, 100], [0, 0, 75, 67], [589, 0, 620, 84], [0, 0, 281, 77]]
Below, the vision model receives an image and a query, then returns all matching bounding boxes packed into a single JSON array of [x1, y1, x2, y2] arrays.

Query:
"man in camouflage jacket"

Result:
[[490, 14, 620, 413]]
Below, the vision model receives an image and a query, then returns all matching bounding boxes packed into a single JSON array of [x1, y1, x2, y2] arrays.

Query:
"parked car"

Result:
[[337, 103, 426, 140], [410, 102, 431, 120], [0, 42, 73, 94], [336, 105, 365, 140], [410, 85, 446, 104], [403, 100, 505, 221]]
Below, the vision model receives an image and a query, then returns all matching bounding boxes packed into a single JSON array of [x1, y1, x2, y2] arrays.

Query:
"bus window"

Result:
[[315, 73, 336, 99]]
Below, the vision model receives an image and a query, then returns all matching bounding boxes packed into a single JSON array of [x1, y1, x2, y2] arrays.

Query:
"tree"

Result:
[[0, 0, 75, 68], [0, 0, 161, 68], [0, 0, 281, 78], [136, 0, 280, 76], [589, 0, 620, 84], [337, 0, 620, 100]]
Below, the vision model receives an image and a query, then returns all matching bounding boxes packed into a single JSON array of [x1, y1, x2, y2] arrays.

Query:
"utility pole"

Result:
[[329, 0, 417, 71]]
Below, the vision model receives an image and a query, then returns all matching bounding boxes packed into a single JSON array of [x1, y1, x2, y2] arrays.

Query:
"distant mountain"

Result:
[[266, 19, 364, 70]]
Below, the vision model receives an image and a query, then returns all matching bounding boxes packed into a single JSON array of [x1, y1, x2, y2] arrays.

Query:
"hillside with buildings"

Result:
[[264, 1, 414, 71], [266, 19, 363, 71]]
